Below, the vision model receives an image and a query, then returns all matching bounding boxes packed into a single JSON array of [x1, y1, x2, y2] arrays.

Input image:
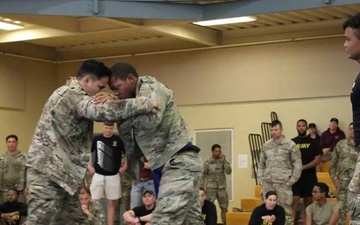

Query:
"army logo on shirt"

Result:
[[113, 141, 117, 147], [262, 219, 272, 225]]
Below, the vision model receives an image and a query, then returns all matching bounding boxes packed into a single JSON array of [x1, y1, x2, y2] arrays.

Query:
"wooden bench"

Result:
[[227, 212, 252, 225], [317, 172, 337, 195], [319, 161, 330, 172], [255, 185, 261, 198], [241, 198, 262, 212]]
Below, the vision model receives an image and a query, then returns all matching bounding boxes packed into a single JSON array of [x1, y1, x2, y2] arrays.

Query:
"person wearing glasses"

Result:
[[305, 183, 340, 225]]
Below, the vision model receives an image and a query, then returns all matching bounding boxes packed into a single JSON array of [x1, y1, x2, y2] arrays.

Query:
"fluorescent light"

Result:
[[0, 21, 24, 31], [193, 16, 256, 26]]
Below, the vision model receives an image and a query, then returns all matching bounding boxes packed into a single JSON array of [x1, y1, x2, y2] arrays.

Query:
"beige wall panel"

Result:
[[58, 37, 359, 106], [0, 55, 25, 109], [0, 56, 57, 153]]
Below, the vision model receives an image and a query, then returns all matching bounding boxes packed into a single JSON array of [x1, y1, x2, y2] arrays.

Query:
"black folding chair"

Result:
[[248, 134, 263, 185], [261, 122, 271, 143], [270, 111, 278, 122]]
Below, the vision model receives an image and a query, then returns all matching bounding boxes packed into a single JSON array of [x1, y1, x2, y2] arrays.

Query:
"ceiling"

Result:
[[0, 2, 358, 61]]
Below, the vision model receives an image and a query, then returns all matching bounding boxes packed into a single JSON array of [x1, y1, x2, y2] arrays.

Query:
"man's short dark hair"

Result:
[[314, 182, 330, 197], [76, 59, 111, 80], [330, 118, 339, 124], [110, 61, 139, 80], [6, 134, 18, 142], [343, 13, 360, 39], [297, 119, 307, 126], [271, 120, 282, 128], [308, 123, 317, 129], [8, 188, 19, 196], [199, 187, 206, 194], [211, 144, 221, 151], [78, 185, 91, 195], [265, 191, 277, 199]]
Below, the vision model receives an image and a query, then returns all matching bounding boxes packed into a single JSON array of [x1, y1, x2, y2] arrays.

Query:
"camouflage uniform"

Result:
[[25, 78, 154, 225], [120, 172, 132, 211], [117, 76, 205, 225], [200, 156, 232, 225], [330, 139, 357, 225], [82, 200, 106, 225], [0, 151, 26, 203], [114, 155, 132, 225], [348, 146, 360, 225], [257, 138, 302, 225]]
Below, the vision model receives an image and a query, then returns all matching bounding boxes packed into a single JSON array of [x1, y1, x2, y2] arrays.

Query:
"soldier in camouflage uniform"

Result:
[[258, 120, 302, 225], [98, 61, 205, 225], [0, 135, 26, 203], [25, 59, 158, 225], [200, 143, 231, 225], [114, 154, 132, 225], [330, 123, 357, 225], [120, 171, 132, 211], [78, 186, 106, 225]]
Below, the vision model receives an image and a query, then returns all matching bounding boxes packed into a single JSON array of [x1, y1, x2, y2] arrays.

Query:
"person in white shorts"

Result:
[[88, 122, 126, 225]]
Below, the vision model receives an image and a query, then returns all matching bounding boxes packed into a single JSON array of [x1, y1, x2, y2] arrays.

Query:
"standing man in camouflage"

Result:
[[25, 59, 158, 225], [200, 144, 231, 225], [330, 122, 357, 225], [97, 61, 205, 225], [0, 135, 26, 203], [258, 120, 302, 225]]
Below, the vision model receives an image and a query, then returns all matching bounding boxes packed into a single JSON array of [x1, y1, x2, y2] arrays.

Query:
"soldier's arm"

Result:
[[223, 160, 232, 175], [199, 161, 208, 188], [329, 143, 340, 181], [76, 95, 154, 121], [305, 209, 313, 225], [328, 206, 340, 225], [288, 144, 302, 186], [139, 214, 152, 222], [134, 82, 168, 129], [17, 155, 26, 191], [88, 203, 106, 225], [257, 147, 266, 184]]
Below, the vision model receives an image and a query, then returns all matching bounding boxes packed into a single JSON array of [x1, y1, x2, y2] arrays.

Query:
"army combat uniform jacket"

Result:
[[26, 78, 154, 195]]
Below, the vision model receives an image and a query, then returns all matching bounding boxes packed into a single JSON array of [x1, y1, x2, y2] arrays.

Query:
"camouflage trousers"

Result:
[[338, 180, 351, 225], [113, 173, 132, 225], [120, 173, 132, 211], [206, 188, 228, 225], [24, 168, 86, 225], [151, 150, 205, 225], [262, 182, 293, 225]]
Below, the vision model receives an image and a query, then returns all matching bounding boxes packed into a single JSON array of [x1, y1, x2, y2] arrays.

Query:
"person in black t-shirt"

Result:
[[199, 187, 217, 225], [123, 190, 155, 225], [344, 13, 360, 149], [291, 119, 322, 225], [87, 122, 125, 225], [249, 191, 285, 225], [0, 189, 27, 225]]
